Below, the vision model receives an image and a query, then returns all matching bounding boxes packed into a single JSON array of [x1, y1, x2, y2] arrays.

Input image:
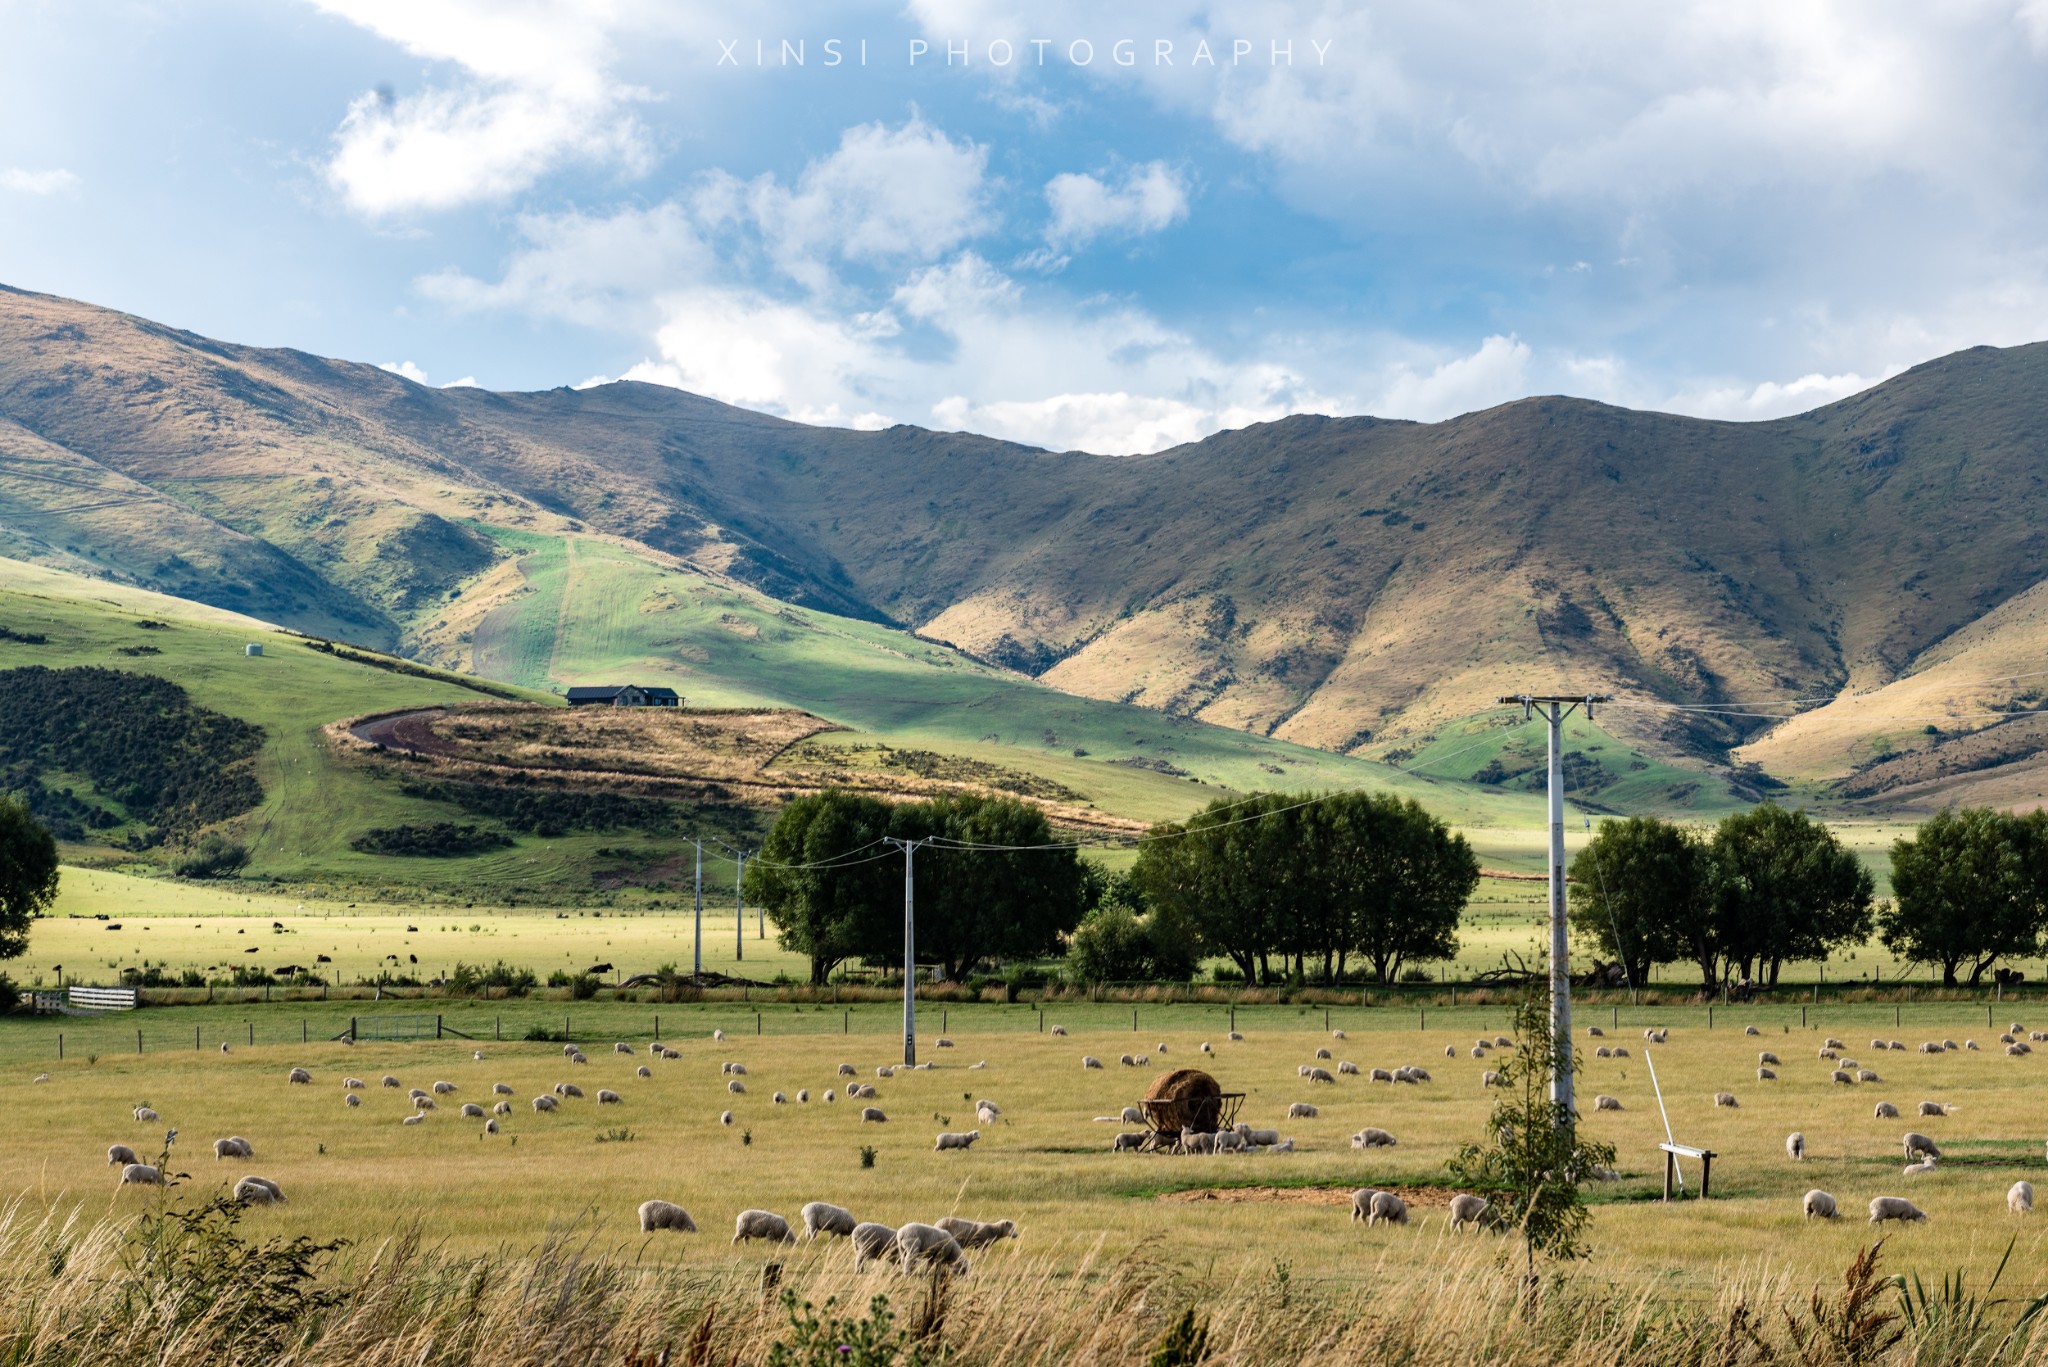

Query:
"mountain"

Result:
[[4, 282, 2046, 810]]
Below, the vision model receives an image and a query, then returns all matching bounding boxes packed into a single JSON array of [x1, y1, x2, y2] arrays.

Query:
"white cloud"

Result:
[[419, 202, 710, 329], [1044, 161, 1189, 248], [441, 375, 481, 388], [378, 359, 430, 384], [1, 167, 77, 194], [1669, 368, 1891, 421], [309, 0, 654, 214], [1367, 335, 1532, 421]]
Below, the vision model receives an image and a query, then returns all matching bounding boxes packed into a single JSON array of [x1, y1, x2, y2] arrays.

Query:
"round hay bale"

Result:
[[1145, 1069, 1224, 1134]]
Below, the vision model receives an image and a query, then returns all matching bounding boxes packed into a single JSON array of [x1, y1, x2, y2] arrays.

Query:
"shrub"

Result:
[[0, 975, 17, 1014], [174, 833, 250, 880], [570, 974, 600, 1000], [349, 823, 512, 857]]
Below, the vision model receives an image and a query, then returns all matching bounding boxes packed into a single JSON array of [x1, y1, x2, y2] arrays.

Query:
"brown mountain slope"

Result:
[[2, 282, 2046, 788]]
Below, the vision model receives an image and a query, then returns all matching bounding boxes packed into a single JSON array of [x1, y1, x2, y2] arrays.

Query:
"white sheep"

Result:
[[1448, 1194, 1490, 1231], [2011, 1181, 2034, 1215], [1178, 1128, 1215, 1154], [234, 1175, 284, 1204], [287, 1067, 312, 1085], [106, 1144, 139, 1166], [1314, 1047, 1333, 1060], [1367, 1191, 1410, 1227], [1336, 1061, 1360, 1077], [532, 1095, 559, 1113], [637, 1066, 652, 1078], [1202, 1042, 1213, 1054], [712, 1029, 725, 1042], [409, 1088, 431, 1103], [936, 1037, 954, 1048], [797, 1089, 810, 1103], [1891, 1040, 1906, 1051], [1713, 1092, 1739, 1108], [1483, 1070, 1503, 1087], [721, 1110, 733, 1125], [895, 1222, 971, 1275], [1831, 1070, 1854, 1085], [401, 1114, 425, 1126], [639, 1199, 697, 1232], [381, 1076, 400, 1088], [1593, 1095, 1622, 1112], [729, 1063, 749, 1076], [1349, 1188, 1382, 1222], [118, 1163, 162, 1186], [1118, 1105, 1141, 1124], [1305, 1067, 1336, 1084], [1966, 1041, 1980, 1050], [851, 1221, 898, 1269], [875, 1066, 893, 1079], [1444, 1045, 1456, 1057], [1612, 1046, 1630, 1058], [728, 1080, 746, 1095], [1824, 1038, 1844, 1049], [732, 1210, 797, 1245], [801, 1201, 858, 1239], [482, 1118, 499, 1134], [1595, 1046, 1612, 1058], [345, 1094, 361, 1108], [1227, 1030, 1244, 1041], [1786, 1132, 1805, 1161], [431, 1080, 457, 1095], [1803, 1189, 1838, 1220], [861, 1107, 888, 1123], [1758, 1051, 1780, 1066], [1049, 1025, 1068, 1036], [615, 1043, 632, 1055], [768, 1091, 786, 1105], [1904, 1158, 1938, 1176], [1758, 1068, 1777, 1081], [492, 1100, 511, 1115], [133, 1107, 159, 1123], [460, 1103, 485, 1118], [412, 1098, 436, 1111], [1119, 1053, 1137, 1067], [1903, 1132, 1942, 1159], [934, 1130, 980, 1151], [824, 1090, 836, 1104], [937, 1216, 1017, 1249], [1352, 1127, 1397, 1148], [343, 1077, 365, 1090], [1288, 1102, 1319, 1119], [1744, 1025, 1760, 1036], [1113, 1131, 1148, 1151], [1858, 1070, 1882, 1083], [1819, 1048, 1839, 1061], [1873, 1100, 1900, 1118], [1918, 1101, 1951, 1117], [212, 1136, 253, 1161], [556, 1083, 584, 1099], [1081, 1056, 1103, 1070], [1236, 1123, 1281, 1147], [1869, 1196, 1928, 1224]]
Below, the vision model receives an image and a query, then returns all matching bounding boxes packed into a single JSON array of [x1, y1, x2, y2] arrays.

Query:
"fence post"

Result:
[[1325, 1008, 1330, 1031], [943, 1009, 948, 1034], [437, 1015, 443, 1040], [844, 1010, 848, 1035], [654, 1015, 660, 1041], [1708, 1006, 1713, 1029], [58, 1033, 63, 1060], [351, 1016, 357, 1042], [1229, 1005, 1235, 1033], [137, 1029, 143, 1055], [1802, 1006, 1807, 1028], [302, 1020, 308, 1044], [496, 1016, 502, 1042], [1419, 1007, 1426, 1031], [195, 1025, 200, 1050], [756, 1011, 761, 1037], [1612, 1005, 1618, 1028], [1896, 1004, 1901, 1028], [1132, 1008, 1137, 1033], [247, 1022, 253, 1046]]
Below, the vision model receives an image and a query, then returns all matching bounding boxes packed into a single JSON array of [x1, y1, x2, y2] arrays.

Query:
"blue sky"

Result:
[[5, 1, 2048, 453]]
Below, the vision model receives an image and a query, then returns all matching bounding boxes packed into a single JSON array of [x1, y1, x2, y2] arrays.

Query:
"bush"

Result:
[[447, 960, 538, 997], [0, 975, 17, 1014], [570, 974, 600, 1000], [349, 823, 512, 857], [174, 833, 250, 880]]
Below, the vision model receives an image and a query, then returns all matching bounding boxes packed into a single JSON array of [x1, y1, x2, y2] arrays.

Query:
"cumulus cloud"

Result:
[[1669, 368, 1892, 421], [1044, 161, 1189, 248], [0, 167, 78, 194], [418, 202, 710, 329], [1367, 335, 1532, 421], [378, 359, 430, 384]]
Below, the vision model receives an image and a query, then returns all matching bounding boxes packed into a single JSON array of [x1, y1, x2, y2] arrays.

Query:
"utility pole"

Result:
[[692, 839, 703, 980], [883, 837, 934, 1066], [1497, 692, 1610, 1123], [734, 849, 749, 962]]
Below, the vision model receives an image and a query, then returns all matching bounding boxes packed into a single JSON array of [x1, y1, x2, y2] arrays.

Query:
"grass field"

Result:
[[8, 998, 2048, 1309]]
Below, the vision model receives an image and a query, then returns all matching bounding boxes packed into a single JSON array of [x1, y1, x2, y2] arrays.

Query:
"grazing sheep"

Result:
[[1588, 1166, 1622, 1182], [345, 1094, 361, 1108], [1349, 1188, 1382, 1223], [1612, 1047, 1630, 1058], [409, 1088, 431, 1103], [592, 1089, 620, 1105], [1236, 1123, 1281, 1147], [1903, 1132, 1942, 1160], [934, 1130, 980, 1151], [1858, 1071, 1882, 1083], [1890, 1041, 1906, 1051], [1593, 1095, 1623, 1112], [2011, 1181, 2034, 1214], [1841, 1059, 1859, 1070], [837, 1063, 857, 1076], [1871, 1197, 1930, 1226], [637, 1066, 652, 1078], [1744, 1025, 1760, 1037], [895, 1222, 971, 1275], [1402, 1066, 1433, 1082], [232, 1175, 284, 1205], [1831, 1070, 1855, 1085], [1352, 1127, 1398, 1148], [768, 1091, 786, 1105], [1119, 1054, 1137, 1067], [727, 1080, 746, 1095], [1904, 1158, 1938, 1176], [851, 1221, 898, 1269], [1595, 1046, 1612, 1058], [133, 1107, 159, 1123], [342, 1077, 365, 1090], [1288, 1102, 1320, 1119], [1305, 1066, 1336, 1084], [1819, 1048, 1839, 1061], [1331, 1031, 1346, 1041], [824, 1090, 836, 1104], [482, 1119, 499, 1135], [2003, 1034, 2018, 1044], [1119, 1105, 1142, 1124], [721, 1111, 734, 1125], [1919, 1042, 1941, 1054], [1494, 1036, 1512, 1048], [431, 1081, 456, 1095], [732, 1210, 797, 1245], [1918, 1101, 1951, 1117], [1714, 1093, 1739, 1108], [1786, 1132, 1805, 1161], [936, 1037, 954, 1049], [1203, 1043, 1213, 1053], [413, 1098, 436, 1112], [1113, 1132, 1148, 1152], [800, 1201, 858, 1240], [1449, 1194, 1490, 1231], [1967, 1041, 1980, 1051], [1049, 1025, 1068, 1036], [1081, 1056, 1103, 1070], [401, 1114, 424, 1126], [1367, 1191, 1410, 1227], [287, 1068, 312, 1085], [1804, 1189, 1839, 1220], [639, 1199, 697, 1233], [713, 1030, 725, 1042], [559, 1083, 586, 1099], [1483, 1070, 1503, 1087], [853, 1084, 879, 1099], [2011, 1043, 2033, 1056], [1314, 1047, 1333, 1060], [532, 1095, 559, 1113], [1874, 1101, 1900, 1118], [106, 1144, 138, 1166], [1587, 1026, 1604, 1037], [1758, 1068, 1778, 1081], [1444, 1045, 1456, 1057], [493, 1100, 511, 1115], [212, 1137, 253, 1161], [860, 1107, 888, 1123], [1227, 1030, 1245, 1041], [381, 1076, 400, 1088], [460, 1103, 486, 1117], [483, 1080, 508, 1095], [1758, 1051, 1780, 1066], [563, 1045, 580, 1057], [614, 1043, 632, 1055], [661, 1048, 680, 1060], [1645, 1029, 1668, 1044], [938, 1216, 1017, 1249], [1824, 1038, 1844, 1049], [118, 1163, 163, 1186], [1178, 1128, 1215, 1154]]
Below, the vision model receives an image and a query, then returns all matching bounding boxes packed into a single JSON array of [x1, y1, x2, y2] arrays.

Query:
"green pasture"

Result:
[[9, 1001, 2048, 1299]]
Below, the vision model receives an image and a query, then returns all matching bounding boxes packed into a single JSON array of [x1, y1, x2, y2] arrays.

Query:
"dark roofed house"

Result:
[[564, 684, 683, 708], [639, 686, 681, 707]]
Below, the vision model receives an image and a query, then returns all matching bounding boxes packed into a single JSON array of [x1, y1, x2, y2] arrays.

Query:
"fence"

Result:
[[67, 986, 138, 1011]]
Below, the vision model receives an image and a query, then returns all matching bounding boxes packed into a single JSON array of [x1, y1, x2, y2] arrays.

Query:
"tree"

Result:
[[745, 791, 898, 984], [1066, 867, 1200, 983], [911, 795, 1086, 979], [0, 795, 59, 960], [1708, 803, 1873, 986], [1325, 793, 1478, 984], [1444, 986, 1615, 1280], [1881, 807, 2046, 987], [1567, 816, 1708, 990]]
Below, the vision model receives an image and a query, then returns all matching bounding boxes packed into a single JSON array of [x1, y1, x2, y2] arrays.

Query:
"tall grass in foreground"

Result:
[[5, 1197, 2048, 1365]]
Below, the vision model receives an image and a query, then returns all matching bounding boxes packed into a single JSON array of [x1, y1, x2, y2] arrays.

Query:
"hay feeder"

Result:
[[1140, 1068, 1244, 1138]]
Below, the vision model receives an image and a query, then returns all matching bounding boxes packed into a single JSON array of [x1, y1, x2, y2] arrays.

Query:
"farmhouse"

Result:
[[564, 685, 683, 708]]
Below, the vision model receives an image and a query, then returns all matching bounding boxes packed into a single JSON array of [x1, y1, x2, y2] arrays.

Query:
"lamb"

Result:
[[1178, 1128, 1215, 1154], [431, 1080, 457, 1095], [1367, 1191, 1410, 1226], [1352, 1127, 1397, 1148], [875, 1066, 893, 1079], [1803, 1189, 1839, 1220], [1081, 1056, 1103, 1070], [1210, 1130, 1247, 1153], [287, 1068, 312, 1085], [1786, 1132, 1805, 1161], [851, 1221, 898, 1269], [937, 1216, 1017, 1249], [615, 1043, 632, 1055], [1448, 1193, 1490, 1231], [861, 1107, 888, 1123], [401, 1114, 424, 1126], [895, 1222, 971, 1275], [976, 1104, 998, 1125], [1592, 1095, 1623, 1112], [1113, 1131, 1148, 1152], [212, 1136, 253, 1160], [1236, 1123, 1281, 1147], [732, 1210, 797, 1245], [934, 1130, 980, 1151], [1758, 1068, 1777, 1080], [234, 1175, 284, 1205], [1918, 1101, 1951, 1117], [118, 1163, 163, 1186], [1119, 1105, 1142, 1124], [133, 1107, 159, 1122], [1874, 1101, 1901, 1118], [1714, 1093, 1739, 1108], [1903, 1158, 1938, 1176], [1349, 1188, 1382, 1222], [1288, 1102, 1320, 1119], [1903, 1132, 1942, 1160], [1305, 1067, 1336, 1084], [639, 1199, 697, 1232], [532, 1095, 559, 1113], [2011, 1181, 2035, 1215], [1758, 1051, 1780, 1066], [1869, 1196, 1928, 1225], [936, 1037, 954, 1048]]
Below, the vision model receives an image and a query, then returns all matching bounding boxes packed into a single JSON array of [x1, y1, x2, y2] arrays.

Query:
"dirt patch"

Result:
[[1158, 1185, 1458, 1209]]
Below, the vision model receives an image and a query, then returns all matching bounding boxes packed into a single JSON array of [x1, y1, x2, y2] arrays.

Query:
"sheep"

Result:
[[1841, 1059, 1860, 1070], [1595, 1046, 1613, 1058], [1483, 1070, 1503, 1087], [2011, 1181, 2035, 1215], [381, 1076, 400, 1088], [1819, 1048, 1839, 1061], [1831, 1070, 1855, 1085], [938, 1216, 1017, 1249], [727, 1080, 746, 1095], [133, 1107, 159, 1123], [431, 1080, 457, 1095], [639, 1199, 697, 1233], [532, 1095, 559, 1113], [1904, 1158, 1939, 1176], [1824, 1038, 1844, 1049], [345, 1094, 361, 1108], [1744, 1025, 1760, 1037], [713, 1029, 726, 1042], [1612, 1047, 1630, 1058], [482, 1119, 499, 1134], [801, 1201, 858, 1239], [1113, 1131, 1148, 1152], [1119, 1054, 1136, 1067], [459, 1103, 486, 1118], [1967, 1041, 1981, 1051], [1448, 1194, 1490, 1231], [2011, 1043, 2033, 1056], [1758, 1067, 1777, 1081], [1758, 1051, 1781, 1066], [1786, 1132, 1805, 1161], [852, 1084, 878, 1099], [895, 1222, 971, 1275], [1890, 1040, 1906, 1051], [1803, 1189, 1839, 1220], [1349, 1188, 1382, 1222], [873, 1066, 894, 1079], [343, 1077, 365, 1090], [1202, 1043, 1213, 1054], [730, 1063, 749, 1077], [1081, 1056, 1103, 1070], [1305, 1067, 1336, 1084], [614, 1042, 632, 1055], [1049, 1025, 1068, 1036], [409, 1088, 431, 1103], [563, 1044, 580, 1057], [1587, 1026, 1604, 1037], [1593, 1095, 1623, 1112], [1401, 1066, 1433, 1082], [119, 1163, 163, 1186], [1858, 1070, 1882, 1083], [493, 1100, 511, 1115], [1918, 1042, 1941, 1054], [559, 1083, 586, 1099], [234, 1175, 284, 1205], [1352, 1127, 1397, 1148], [934, 1130, 980, 1151], [2003, 1034, 2018, 1044], [1236, 1123, 1281, 1147], [212, 1137, 253, 1161], [1714, 1093, 1739, 1108], [1918, 1101, 1952, 1117], [732, 1210, 797, 1245], [413, 1098, 437, 1111], [721, 1111, 734, 1125], [1288, 1102, 1320, 1119], [1903, 1132, 1942, 1160], [287, 1068, 312, 1085], [851, 1221, 898, 1269], [661, 1047, 681, 1060], [1331, 1031, 1347, 1041], [936, 1037, 954, 1049], [1874, 1101, 1901, 1118], [106, 1144, 139, 1166], [975, 1104, 998, 1126], [637, 1066, 652, 1078], [1227, 1030, 1245, 1041], [401, 1114, 425, 1126], [1367, 1191, 1410, 1227], [1444, 1045, 1456, 1057], [1645, 1029, 1668, 1044], [1314, 1047, 1333, 1060], [1870, 1197, 1928, 1225], [1494, 1036, 1512, 1048], [770, 1091, 787, 1105], [1178, 1128, 1215, 1154], [1119, 1105, 1142, 1124], [824, 1090, 836, 1104], [861, 1107, 888, 1123], [1588, 1166, 1622, 1182]]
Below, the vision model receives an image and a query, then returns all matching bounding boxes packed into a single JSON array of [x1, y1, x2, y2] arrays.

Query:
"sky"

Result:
[[4, 1, 2048, 455]]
